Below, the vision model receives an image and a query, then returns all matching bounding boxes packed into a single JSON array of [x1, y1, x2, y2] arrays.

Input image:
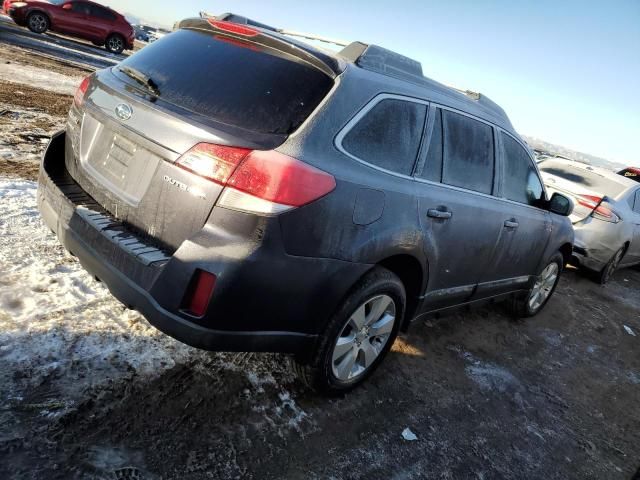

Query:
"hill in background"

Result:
[[523, 136, 627, 172]]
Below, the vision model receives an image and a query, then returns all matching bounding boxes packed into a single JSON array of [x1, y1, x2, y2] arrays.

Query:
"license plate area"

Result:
[[79, 114, 160, 206]]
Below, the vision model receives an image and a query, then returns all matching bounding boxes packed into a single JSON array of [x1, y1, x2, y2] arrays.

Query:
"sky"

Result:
[[97, 0, 640, 165]]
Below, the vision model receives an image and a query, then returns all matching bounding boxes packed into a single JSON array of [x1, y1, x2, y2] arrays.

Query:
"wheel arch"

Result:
[[26, 9, 51, 25], [106, 31, 126, 42], [559, 242, 573, 266], [376, 253, 426, 329]]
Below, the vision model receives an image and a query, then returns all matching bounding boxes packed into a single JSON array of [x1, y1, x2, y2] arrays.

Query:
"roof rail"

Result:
[[196, 12, 503, 119], [339, 42, 506, 117], [339, 42, 423, 78]]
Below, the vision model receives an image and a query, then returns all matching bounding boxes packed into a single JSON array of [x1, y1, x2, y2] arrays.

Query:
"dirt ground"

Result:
[[2, 265, 639, 480], [1, 24, 639, 480], [0, 44, 78, 180]]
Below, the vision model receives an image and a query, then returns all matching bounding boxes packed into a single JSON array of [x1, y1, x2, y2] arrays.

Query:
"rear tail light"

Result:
[[175, 144, 336, 215], [176, 143, 251, 184], [207, 19, 258, 37], [182, 269, 216, 317], [576, 194, 620, 223], [73, 75, 91, 106]]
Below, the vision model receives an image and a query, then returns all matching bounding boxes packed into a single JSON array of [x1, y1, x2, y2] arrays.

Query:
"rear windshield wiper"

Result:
[[117, 66, 160, 96]]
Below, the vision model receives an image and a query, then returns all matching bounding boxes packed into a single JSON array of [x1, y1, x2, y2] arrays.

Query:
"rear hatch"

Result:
[[539, 159, 628, 224], [65, 19, 337, 251]]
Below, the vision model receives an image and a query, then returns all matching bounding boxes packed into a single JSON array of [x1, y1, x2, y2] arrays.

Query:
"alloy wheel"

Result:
[[107, 36, 123, 52], [528, 262, 559, 312], [331, 294, 396, 382], [602, 248, 624, 284], [29, 14, 47, 33]]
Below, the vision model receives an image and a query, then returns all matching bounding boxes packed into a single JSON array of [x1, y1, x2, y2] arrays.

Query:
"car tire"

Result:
[[105, 34, 125, 54], [293, 266, 405, 394], [597, 245, 626, 285], [27, 12, 49, 34], [513, 252, 563, 318]]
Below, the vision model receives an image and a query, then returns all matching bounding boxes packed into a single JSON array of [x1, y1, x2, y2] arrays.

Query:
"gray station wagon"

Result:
[[38, 15, 574, 392]]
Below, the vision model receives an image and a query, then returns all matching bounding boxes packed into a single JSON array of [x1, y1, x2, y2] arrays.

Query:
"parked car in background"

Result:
[[2, 0, 18, 14], [38, 16, 574, 393], [147, 27, 170, 42], [540, 159, 640, 283], [7, 0, 134, 53], [618, 167, 640, 183], [133, 24, 150, 42]]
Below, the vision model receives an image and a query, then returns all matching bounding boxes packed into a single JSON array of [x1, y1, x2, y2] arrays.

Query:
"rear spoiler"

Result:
[[174, 17, 344, 78]]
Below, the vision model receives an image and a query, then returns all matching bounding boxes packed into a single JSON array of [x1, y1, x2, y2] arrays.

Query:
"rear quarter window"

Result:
[[114, 29, 334, 135], [341, 98, 427, 176]]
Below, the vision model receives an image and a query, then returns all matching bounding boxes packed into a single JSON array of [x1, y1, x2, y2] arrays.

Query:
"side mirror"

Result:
[[62, 3, 73, 10], [548, 192, 573, 216]]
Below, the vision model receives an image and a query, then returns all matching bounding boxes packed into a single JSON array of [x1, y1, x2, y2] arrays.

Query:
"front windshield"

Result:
[[49, 0, 68, 5]]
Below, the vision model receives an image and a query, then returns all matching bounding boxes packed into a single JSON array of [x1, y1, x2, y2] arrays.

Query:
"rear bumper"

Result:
[[38, 131, 368, 358], [8, 8, 26, 23], [571, 217, 627, 271]]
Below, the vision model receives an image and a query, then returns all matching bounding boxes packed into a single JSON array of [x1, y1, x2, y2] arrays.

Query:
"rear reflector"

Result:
[[176, 143, 336, 215], [74, 75, 91, 106], [207, 19, 259, 37], [182, 269, 216, 317]]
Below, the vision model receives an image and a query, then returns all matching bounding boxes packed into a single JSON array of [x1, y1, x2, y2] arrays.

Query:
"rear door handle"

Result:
[[504, 220, 519, 229], [427, 209, 452, 220]]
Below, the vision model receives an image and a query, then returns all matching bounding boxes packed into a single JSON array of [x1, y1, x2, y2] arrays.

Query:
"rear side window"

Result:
[[114, 29, 334, 135], [342, 99, 427, 176], [71, 2, 91, 15], [91, 5, 116, 21], [501, 133, 544, 206], [442, 110, 494, 194]]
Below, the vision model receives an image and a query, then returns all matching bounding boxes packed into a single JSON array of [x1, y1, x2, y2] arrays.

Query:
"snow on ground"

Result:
[[0, 177, 201, 397], [0, 177, 307, 432], [0, 60, 83, 96]]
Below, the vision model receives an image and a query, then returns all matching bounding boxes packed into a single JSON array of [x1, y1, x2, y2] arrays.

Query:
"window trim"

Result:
[[439, 107, 497, 196], [334, 93, 429, 179], [496, 128, 550, 210], [335, 94, 546, 209]]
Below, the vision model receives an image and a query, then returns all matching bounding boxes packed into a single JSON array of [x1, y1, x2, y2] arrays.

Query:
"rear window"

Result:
[[114, 29, 334, 135], [539, 160, 628, 196], [341, 99, 427, 175]]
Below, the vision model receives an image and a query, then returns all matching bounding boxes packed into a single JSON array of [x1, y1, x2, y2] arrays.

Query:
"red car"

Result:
[[7, 0, 134, 54], [618, 167, 640, 183]]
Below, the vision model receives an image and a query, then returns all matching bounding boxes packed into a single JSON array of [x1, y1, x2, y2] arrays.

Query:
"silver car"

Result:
[[539, 159, 640, 283]]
